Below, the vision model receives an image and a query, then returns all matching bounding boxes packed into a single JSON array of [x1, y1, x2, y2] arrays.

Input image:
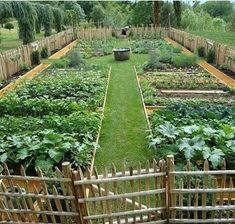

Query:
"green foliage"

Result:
[[206, 48, 215, 63], [140, 72, 227, 91], [160, 2, 176, 27], [42, 4, 54, 37], [130, 1, 153, 26], [19, 62, 31, 71], [52, 58, 69, 69], [67, 49, 85, 68], [90, 4, 105, 26], [0, 66, 108, 172], [40, 46, 49, 59], [4, 22, 14, 31], [143, 50, 166, 71], [52, 7, 63, 33], [173, 1, 182, 27], [31, 50, 40, 65], [197, 46, 205, 57], [64, 2, 85, 25], [12, 2, 35, 44], [149, 102, 235, 169], [201, 1, 233, 19], [171, 54, 198, 68], [181, 8, 227, 32]]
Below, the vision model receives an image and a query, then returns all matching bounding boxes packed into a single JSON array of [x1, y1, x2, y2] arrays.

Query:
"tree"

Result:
[[130, 2, 153, 26], [64, 2, 85, 24], [52, 7, 63, 33], [90, 4, 105, 27], [0, 2, 13, 28], [202, 1, 233, 19], [160, 2, 176, 27], [42, 4, 54, 37], [4, 22, 14, 32], [153, 1, 161, 27], [33, 3, 44, 34], [173, 1, 182, 27], [11, 1, 35, 44]]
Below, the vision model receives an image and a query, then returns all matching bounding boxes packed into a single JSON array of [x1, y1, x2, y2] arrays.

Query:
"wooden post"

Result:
[[62, 162, 83, 224], [167, 155, 175, 222], [71, 167, 89, 224]]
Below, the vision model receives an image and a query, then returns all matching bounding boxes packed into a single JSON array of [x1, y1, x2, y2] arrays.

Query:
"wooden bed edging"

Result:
[[90, 67, 112, 174], [165, 37, 235, 88], [0, 40, 77, 98], [134, 66, 152, 136]]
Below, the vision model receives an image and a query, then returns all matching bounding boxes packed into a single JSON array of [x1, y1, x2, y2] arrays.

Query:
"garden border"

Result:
[[134, 66, 152, 135], [90, 67, 112, 173], [0, 40, 77, 98], [165, 37, 235, 88]]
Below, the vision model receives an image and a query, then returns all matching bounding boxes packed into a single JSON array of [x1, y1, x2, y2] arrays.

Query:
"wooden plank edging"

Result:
[[0, 40, 77, 98], [164, 37, 235, 88], [134, 66, 152, 136], [90, 67, 112, 174]]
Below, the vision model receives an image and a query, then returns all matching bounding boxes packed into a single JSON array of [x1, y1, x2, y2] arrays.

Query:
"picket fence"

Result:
[[1, 155, 235, 223], [168, 28, 235, 73]]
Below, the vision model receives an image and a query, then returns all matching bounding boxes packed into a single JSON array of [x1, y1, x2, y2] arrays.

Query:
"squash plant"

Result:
[[149, 102, 235, 169]]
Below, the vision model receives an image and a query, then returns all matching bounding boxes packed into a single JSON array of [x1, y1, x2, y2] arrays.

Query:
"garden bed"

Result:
[[0, 65, 109, 176]]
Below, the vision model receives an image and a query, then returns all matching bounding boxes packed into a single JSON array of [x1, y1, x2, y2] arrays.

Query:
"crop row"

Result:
[[135, 39, 235, 170], [0, 66, 108, 175]]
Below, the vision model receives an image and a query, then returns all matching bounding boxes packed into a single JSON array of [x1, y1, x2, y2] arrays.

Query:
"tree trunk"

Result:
[[153, 1, 161, 27]]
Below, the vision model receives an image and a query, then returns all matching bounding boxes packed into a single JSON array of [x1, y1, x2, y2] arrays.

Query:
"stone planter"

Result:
[[113, 48, 130, 61]]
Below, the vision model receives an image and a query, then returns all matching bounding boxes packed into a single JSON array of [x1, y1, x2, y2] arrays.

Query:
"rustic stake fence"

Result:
[[1, 155, 235, 223], [168, 28, 235, 74]]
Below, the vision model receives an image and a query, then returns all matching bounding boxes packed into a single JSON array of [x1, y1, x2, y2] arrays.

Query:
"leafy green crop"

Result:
[[149, 102, 235, 169]]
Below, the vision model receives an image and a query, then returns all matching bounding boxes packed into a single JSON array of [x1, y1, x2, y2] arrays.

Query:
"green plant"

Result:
[[52, 58, 69, 68], [197, 46, 205, 57], [171, 54, 198, 68], [206, 48, 215, 63], [149, 102, 235, 169], [67, 49, 85, 68], [143, 50, 166, 71], [19, 62, 31, 71], [40, 46, 49, 58], [31, 50, 40, 65], [218, 64, 229, 70]]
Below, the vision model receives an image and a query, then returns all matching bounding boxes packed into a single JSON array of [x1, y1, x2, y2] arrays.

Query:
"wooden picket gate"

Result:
[[1, 155, 235, 223]]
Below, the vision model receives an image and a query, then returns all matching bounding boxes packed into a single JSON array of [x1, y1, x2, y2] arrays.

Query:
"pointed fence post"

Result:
[[167, 155, 175, 222]]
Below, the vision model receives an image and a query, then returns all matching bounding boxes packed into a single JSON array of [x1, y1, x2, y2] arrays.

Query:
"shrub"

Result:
[[52, 58, 69, 68], [31, 50, 40, 65], [197, 46, 205, 57], [4, 22, 14, 31], [206, 48, 215, 63], [143, 50, 166, 71], [40, 47, 49, 58], [67, 49, 85, 68], [20, 62, 31, 71], [218, 64, 229, 70], [171, 55, 198, 68], [159, 51, 172, 63]]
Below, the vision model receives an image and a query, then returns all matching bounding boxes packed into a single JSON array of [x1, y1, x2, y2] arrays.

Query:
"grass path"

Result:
[[88, 46, 155, 170]]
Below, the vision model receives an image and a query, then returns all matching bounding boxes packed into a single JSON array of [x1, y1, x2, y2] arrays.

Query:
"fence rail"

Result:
[[168, 28, 235, 73], [1, 155, 235, 223]]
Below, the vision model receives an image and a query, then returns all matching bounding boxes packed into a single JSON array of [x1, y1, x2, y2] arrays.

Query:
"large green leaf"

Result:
[[179, 136, 205, 160], [203, 147, 224, 168], [48, 149, 64, 163], [157, 122, 179, 139]]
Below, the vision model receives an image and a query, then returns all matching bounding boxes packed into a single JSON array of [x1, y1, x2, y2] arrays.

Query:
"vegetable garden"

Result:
[[0, 27, 235, 224], [135, 39, 235, 172]]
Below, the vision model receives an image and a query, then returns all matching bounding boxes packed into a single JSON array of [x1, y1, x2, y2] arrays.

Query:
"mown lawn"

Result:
[[88, 41, 155, 171], [189, 30, 235, 47]]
